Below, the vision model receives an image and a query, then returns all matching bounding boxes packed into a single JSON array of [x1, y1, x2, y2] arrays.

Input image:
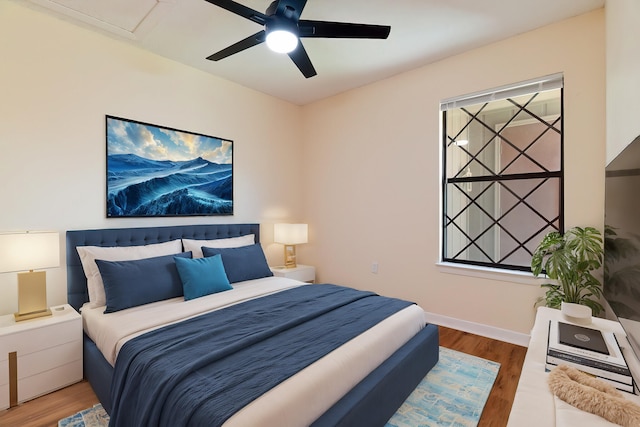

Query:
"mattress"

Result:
[[82, 276, 427, 426]]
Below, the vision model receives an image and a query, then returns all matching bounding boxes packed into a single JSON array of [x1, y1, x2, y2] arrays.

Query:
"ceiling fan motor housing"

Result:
[[265, 15, 299, 37]]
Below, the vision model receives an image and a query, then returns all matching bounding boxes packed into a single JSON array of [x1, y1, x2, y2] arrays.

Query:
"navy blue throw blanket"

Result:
[[108, 284, 415, 427]]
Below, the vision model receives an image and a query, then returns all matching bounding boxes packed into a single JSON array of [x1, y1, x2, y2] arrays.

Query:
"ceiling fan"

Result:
[[204, 0, 391, 78]]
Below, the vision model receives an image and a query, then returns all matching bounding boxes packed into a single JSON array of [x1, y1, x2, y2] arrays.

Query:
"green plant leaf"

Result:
[[531, 231, 565, 277], [531, 226, 603, 315], [566, 226, 603, 268]]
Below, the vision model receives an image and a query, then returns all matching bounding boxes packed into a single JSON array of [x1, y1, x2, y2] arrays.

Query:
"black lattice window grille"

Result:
[[441, 75, 563, 271]]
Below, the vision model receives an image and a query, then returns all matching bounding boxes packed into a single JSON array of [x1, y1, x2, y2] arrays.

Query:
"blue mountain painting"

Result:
[[107, 154, 233, 216]]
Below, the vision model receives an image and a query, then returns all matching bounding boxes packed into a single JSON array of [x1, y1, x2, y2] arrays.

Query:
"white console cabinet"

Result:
[[0, 304, 82, 410], [507, 307, 640, 427]]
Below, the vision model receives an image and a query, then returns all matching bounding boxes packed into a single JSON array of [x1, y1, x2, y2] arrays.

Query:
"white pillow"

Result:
[[182, 234, 255, 258], [77, 239, 183, 308]]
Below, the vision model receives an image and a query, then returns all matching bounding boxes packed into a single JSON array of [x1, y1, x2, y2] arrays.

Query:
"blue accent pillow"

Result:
[[201, 243, 273, 283], [96, 252, 191, 313], [174, 254, 233, 300]]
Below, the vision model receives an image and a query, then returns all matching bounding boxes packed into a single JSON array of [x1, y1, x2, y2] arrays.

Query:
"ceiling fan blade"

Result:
[[288, 43, 317, 78], [203, 0, 267, 25], [207, 31, 266, 61], [299, 20, 390, 39]]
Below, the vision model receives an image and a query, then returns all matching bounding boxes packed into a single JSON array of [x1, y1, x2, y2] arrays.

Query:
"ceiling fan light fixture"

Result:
[[204, 0, 391, 78], [266, 30, 298, 54]]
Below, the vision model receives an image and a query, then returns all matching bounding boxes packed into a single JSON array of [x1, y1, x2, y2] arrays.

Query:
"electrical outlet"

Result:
[[371, 262, 379, 274]]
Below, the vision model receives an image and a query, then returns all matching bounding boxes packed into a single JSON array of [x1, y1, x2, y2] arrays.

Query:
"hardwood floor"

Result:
[[0, 381, 98, 427], [439, 326, 527, 427], [0, 326, 527, 427]]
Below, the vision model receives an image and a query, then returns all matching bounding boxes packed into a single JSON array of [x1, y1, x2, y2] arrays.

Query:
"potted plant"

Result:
[[531, 226, 604, 317]]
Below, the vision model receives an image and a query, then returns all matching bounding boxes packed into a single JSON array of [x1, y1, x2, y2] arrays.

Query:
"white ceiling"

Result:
[[15, 0, 604, 105]]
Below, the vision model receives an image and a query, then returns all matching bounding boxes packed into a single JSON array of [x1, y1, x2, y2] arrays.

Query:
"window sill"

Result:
[[436, 262, 546, 286]]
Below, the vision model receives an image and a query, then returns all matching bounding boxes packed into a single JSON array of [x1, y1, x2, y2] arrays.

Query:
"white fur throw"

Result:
[[548, 364, 640, 427]]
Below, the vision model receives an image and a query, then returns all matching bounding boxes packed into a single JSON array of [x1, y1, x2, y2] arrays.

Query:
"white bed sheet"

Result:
[[82, 276, 426, 426], [82, 276, 305, 365]]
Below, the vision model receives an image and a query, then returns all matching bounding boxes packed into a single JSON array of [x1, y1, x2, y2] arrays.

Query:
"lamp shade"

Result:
[[0, 231, 60, 273], [274, 224, 308, 245]]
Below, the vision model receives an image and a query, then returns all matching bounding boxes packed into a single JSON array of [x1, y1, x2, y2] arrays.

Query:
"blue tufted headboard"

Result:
[[66, 223, 260, 311]]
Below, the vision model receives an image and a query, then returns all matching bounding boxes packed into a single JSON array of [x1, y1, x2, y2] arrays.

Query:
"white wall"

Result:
[[301, 10, 606, 335], [0, 2, 304, 315], [0, 2, 610, 339], [606, 0, 640, 163]]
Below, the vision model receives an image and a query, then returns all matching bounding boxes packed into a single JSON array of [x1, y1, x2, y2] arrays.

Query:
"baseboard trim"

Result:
[[424, 311, 531, 347]]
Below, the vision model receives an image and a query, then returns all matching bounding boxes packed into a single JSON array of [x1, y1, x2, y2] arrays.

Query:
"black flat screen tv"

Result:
[[604, 134, 640, 388]]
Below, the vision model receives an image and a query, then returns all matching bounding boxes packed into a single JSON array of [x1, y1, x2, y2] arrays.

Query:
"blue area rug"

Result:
[[58, 404, 109, 427], [59, 347, 499, 427], [386, 347, 500, 427]]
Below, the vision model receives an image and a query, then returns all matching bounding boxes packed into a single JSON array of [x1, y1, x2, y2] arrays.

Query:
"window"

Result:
[[441, 74, 563, 272]]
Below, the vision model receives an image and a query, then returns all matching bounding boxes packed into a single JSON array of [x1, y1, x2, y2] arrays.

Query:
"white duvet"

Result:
[[82, 276, 426, 426]]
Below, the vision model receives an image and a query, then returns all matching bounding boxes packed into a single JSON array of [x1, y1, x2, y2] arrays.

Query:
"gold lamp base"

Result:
[[283, 244, 297, 269], [14, 308, 52, 322], [14, 270, 51, 322]]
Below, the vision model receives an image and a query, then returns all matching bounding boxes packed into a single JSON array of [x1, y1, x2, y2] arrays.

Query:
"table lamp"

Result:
[[274, 224, 308, 268], [0, 231, 59, 321]]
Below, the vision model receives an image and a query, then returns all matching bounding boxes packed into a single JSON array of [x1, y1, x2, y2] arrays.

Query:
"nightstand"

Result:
[[0, 304, 82, 410], [270, 264, 316, 283]]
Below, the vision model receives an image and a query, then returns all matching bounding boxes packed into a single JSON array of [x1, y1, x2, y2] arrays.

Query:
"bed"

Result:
[[66, 223, 439, 426]]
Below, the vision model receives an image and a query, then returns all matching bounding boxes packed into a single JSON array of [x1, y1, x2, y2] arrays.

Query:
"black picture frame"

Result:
[[105, 115, 233, 217]]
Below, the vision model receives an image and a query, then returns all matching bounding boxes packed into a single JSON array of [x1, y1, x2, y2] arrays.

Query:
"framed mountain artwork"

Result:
[[105, 115, 233, 217]]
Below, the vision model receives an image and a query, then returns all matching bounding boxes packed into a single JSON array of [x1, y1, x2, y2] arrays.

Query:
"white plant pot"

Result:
[[561, 302, 592, 325]]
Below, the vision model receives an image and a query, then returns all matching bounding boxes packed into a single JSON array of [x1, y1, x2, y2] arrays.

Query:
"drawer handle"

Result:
[[9, 351, 17, 407]]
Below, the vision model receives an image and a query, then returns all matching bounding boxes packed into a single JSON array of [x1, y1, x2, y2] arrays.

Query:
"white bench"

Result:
[[507, 307, 640, 427]]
